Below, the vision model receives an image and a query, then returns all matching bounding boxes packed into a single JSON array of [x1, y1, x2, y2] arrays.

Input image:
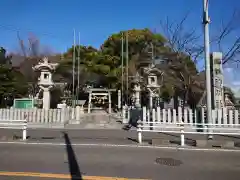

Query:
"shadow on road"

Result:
[[63, 132, 83, 180]]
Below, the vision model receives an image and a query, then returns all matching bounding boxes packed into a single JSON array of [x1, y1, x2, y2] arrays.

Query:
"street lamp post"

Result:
[[203, 0, 213, 139]]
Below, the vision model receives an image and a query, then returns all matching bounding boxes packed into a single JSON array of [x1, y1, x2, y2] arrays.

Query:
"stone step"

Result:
[[28, 123, 65, 129]]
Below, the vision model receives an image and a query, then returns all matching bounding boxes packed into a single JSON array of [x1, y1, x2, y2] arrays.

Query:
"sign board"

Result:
[[13, 98, 34, 109]]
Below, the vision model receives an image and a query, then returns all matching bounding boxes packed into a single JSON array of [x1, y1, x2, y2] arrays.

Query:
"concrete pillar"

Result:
[[42, 89, 50, 110]]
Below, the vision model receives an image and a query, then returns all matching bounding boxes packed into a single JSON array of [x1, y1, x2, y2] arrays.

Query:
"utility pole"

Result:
[[126, 32, 129, 106], [72, 29, 76, 107], [76, 32, 81, 101], [203, 0, 213, 139], [121, 33, 124, 107]]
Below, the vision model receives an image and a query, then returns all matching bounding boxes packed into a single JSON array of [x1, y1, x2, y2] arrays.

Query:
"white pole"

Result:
[[72, 29, 76, 108], [88, 91, 91, 113], [180, 129, 185, 146], [22, 120, 27, 141], [121, 34, 124, 107], [118, 90, 121, 109], [126, 32, 129, 106], [77, 32, 81, 101], [138, 128, 142, 144], [203, 0, 213, 139]]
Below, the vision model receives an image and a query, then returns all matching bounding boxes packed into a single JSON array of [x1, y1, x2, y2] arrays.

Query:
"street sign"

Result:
[[13, 98, 34, 109]]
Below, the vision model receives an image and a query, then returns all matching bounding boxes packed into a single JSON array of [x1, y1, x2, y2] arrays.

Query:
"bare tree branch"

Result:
[[159, 13, 203, 63], [212, 9, 240, 65], [159, 9, 240, 66], [17, 32, 54, 58]]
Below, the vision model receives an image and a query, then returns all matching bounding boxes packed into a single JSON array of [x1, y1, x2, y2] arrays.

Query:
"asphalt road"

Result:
[[0, 133, 239, 180]]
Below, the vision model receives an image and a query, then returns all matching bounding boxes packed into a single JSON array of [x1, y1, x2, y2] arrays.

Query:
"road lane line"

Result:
[[0, 141, 239, 152], [0, 171, 147, 180]]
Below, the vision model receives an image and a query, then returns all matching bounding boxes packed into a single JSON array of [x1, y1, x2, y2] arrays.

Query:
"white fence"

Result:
[[0, 106, 114, 126], [136, 106, 240, 145], [141, 107, 240, 126], [0, 108, 77, 124]]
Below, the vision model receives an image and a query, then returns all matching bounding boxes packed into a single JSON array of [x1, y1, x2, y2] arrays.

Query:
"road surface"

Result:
[[1, 129, 240, 146], [0, 132, 239, 180]]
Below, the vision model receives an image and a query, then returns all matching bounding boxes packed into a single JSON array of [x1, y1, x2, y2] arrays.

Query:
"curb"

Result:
[[0, 141, 239, 153]]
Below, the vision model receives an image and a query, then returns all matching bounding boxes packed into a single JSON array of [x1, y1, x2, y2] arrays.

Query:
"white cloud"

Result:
[[223, 67, 240, 93]]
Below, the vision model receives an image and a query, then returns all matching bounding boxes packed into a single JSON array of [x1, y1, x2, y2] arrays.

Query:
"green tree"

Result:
[[100, 28, 201, 106], [56, 46, 99, 86], [0, 47, 13, 65], [56, 28, 201, 107], [86, 53, 121, 88], [57, 45, 122, 89], [101, 29, 167, 56], [161, 52, 202, 108], [100, 29, 169, 93], [0, 47, 28, 107], [101, 29, 168, 69]]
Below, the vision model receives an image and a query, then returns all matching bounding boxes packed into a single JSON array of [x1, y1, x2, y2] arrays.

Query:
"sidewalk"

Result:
[[0, 129, 147, 145], [0, 129, 240, 148]]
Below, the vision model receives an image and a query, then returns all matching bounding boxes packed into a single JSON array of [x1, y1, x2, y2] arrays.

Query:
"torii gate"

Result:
[[87, 88, 116, 113]]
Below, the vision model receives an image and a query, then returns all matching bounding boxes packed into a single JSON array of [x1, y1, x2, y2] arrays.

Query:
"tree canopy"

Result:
[[0, 47, 28, 107], [53, 28, 201, 106], [3, 27, 227, 108]]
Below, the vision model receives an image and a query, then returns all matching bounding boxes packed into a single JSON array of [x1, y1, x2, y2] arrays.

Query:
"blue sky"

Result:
[[0, 0, 239, 90], [0, 0, 238, 52]]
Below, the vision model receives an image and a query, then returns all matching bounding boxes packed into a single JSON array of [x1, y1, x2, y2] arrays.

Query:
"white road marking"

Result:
[[0, 141, 239, 153]]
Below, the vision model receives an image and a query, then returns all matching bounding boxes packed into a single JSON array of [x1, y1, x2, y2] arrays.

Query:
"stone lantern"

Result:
[[33, 57, 58, 109], [131, 72, 143, 108], [144, 66, 163, 109]]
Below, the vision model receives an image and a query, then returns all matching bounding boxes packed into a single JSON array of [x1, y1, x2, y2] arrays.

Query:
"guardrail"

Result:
[[137, 107, 240, 146], [0, 120, 27, 140]]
